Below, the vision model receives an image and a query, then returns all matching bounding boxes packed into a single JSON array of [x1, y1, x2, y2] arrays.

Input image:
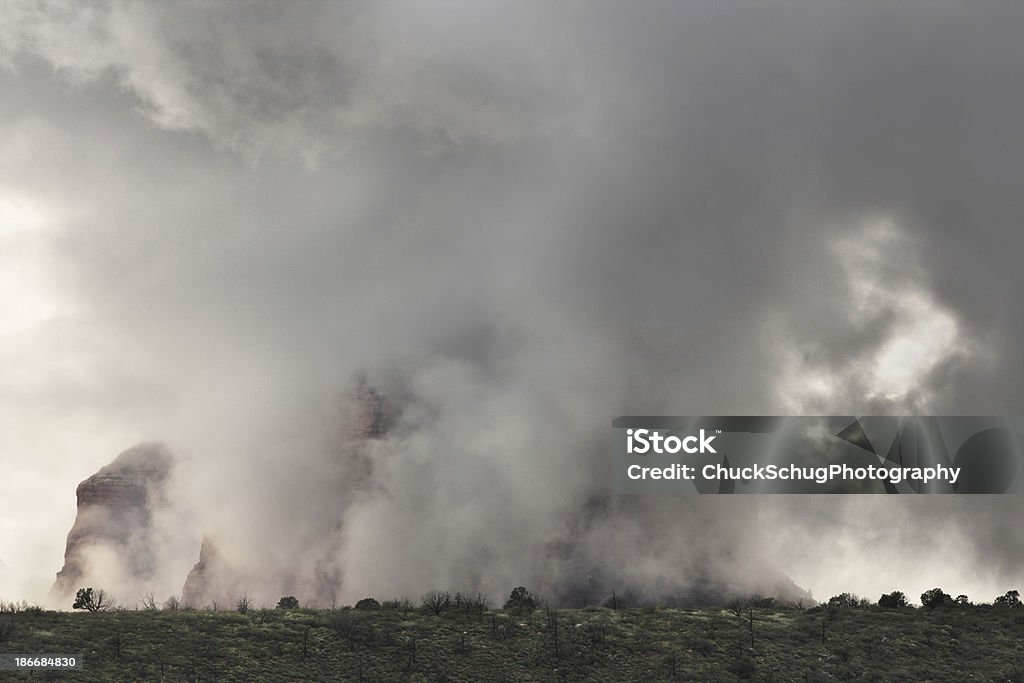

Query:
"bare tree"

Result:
[[726, 596, 748, 618], [73, 587, 115, 613], [421, 590, 452, 616], [141, 593, 159, 611], [454, 592, 489, 615], [236, 593, 252, 614], [163, 596, 181, 612]]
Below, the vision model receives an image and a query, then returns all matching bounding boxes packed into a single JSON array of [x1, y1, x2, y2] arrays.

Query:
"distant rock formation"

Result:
[[180, 536, 226, 608], [179, 378, 396, 608], [180, 535, 344, 609], [344, 375, 398, 441], [51, 443, 174, 601]]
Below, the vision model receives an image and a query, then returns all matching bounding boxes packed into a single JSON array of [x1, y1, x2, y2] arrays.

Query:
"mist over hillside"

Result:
[[1, 1, 1024, 609]]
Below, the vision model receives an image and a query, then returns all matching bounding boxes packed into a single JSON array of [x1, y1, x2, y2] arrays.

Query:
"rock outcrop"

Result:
[[51, 443, 174, 601], [180, 536, 227, 608], [344, 375, 398, 441], [179, 378, 397, 608]]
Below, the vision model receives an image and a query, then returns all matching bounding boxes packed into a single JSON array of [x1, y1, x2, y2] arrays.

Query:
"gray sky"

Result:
[[1, 1, 1023, 607]]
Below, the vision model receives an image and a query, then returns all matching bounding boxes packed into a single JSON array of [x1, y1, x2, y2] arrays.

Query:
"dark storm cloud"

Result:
[[2, 1, 1024, 604]]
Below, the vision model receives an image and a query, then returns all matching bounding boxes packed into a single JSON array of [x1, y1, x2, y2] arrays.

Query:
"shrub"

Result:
[[454, 592, 489, 614], [141, 593, 159, 611], [727, 597, 748, 617], [354, 597, 381, 610], [504, 586, 537, 615], [879, 591, 908, 609], [276, 596, 300, 610], [921, 588, 953, 609], [329, 612, 367, 651], [825, 593, 870, 610], [827, 593, 865, 609], [0, 601, 35, 614], [236, 593, 252, 614], [995, 590, 1022, 608]]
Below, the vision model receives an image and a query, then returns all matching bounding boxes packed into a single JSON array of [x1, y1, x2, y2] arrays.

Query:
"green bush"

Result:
[[504, 587, 537, 615], [355, 597, 381, 610], [827, 593, 869, 609], [921, 588, 953, 609], [276, 596, 299, 610], [879, 591, 908, 608], [994, 590, 1021, 608]]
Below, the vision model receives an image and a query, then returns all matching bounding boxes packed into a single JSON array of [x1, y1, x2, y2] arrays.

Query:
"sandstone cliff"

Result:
[[51, 443, 174, 601], [179, 378, 396, 608], [180, 536, 226, 608]]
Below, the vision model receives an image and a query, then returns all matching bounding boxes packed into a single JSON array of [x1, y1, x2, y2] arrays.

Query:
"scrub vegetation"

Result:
[[1, 590, 1022, 681]]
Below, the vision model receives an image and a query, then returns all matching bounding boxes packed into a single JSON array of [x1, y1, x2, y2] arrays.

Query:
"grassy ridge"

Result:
[[2, 603, 1024, 681]]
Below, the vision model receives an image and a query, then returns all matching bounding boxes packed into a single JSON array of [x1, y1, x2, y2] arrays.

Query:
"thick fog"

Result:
[[1, 1, 1023, 608]]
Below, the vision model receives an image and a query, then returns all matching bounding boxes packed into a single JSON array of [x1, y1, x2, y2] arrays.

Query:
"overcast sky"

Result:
[[2, 1, 1024, 607]]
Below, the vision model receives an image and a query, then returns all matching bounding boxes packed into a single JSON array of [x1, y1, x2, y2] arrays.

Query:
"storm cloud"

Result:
[[1, 1, 1023, 607]]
